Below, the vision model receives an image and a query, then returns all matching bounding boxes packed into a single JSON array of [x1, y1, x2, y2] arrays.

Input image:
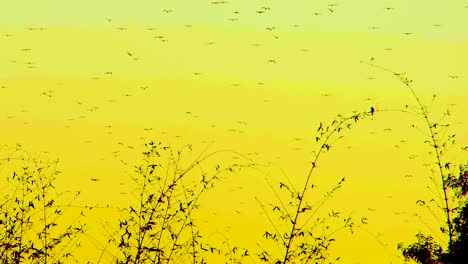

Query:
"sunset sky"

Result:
[[1, 1, 467, 263]]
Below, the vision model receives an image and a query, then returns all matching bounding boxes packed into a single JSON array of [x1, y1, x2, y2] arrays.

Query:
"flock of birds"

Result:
[[0, 2, 465, 183]]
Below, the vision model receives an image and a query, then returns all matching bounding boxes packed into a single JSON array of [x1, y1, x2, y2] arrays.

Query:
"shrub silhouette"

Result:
[[110, 141, 255, 263], [397, 164, 467, 264], [0, 145, 85, 263], [364, 62, 468, 263], [256, 110, 375, 263]]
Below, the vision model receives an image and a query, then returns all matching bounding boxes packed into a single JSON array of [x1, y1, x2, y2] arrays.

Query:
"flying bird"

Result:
[[40, 91, 54, 98]]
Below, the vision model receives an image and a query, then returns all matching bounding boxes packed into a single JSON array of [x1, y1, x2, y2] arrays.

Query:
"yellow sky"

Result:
[[1, 0, 467, 263]]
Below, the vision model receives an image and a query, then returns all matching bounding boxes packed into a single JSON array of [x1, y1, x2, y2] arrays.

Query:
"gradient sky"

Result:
[[1, 1, 467, 263]]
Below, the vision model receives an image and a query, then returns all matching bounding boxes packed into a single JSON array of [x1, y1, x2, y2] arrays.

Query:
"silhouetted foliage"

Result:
[[398, 233, 443, 264], [0, 145, 85, 263], [364, 61, 468, 264], [112, 141, 254, 264], [398, 164, 467, 264], [257, 110, 375, 263], [1, 67, 465, 263]]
